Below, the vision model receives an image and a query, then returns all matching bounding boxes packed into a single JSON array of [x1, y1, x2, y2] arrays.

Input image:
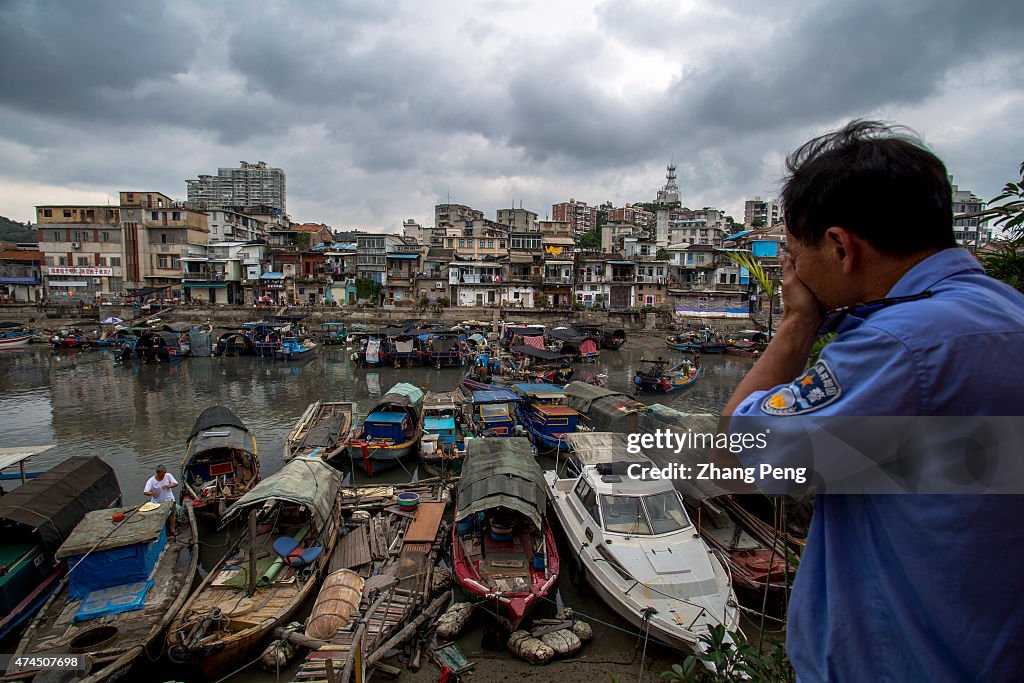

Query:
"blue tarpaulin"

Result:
[[66, 528, 167, 600], [75, 580, 154, 622]]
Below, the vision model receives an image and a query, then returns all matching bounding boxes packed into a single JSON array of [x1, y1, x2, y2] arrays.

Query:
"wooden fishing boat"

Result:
[[468, 388, 523, 437], [699, 328, 727, 354], [419, 390, 469, 476], [512, 383, 587, 453], [0, 454, 121, 641], [602, 328, 627, 350], [351, 333, 389, 367], [122, 330, 190, 363], [424, 331, 466, 368], [166, 459, 343, 680], [318, 321, 347, 345], [545, 432, 740, 653], [500, 323, 546, 350], [181, 406, 260, 518], [453, 438, 559, 631], [285, 400, 355, 466], [387, 332, 424, 367], [8, 501, 198, 683], [549, 327, 601, 361], [348, 383, 424, 475], [0, 322, 35, 349], [634, 358, 701, 393], [275, 336, 318, 361], [692, 498, 793, 615], [666, 334, 701, 352]]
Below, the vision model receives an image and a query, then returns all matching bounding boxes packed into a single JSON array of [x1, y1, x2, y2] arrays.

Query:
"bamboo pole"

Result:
[[364, 592, 451, 667]]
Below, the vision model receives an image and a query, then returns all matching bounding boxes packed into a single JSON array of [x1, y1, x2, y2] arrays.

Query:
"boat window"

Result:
[[642, 491, 690, 534], [600, 495, 652, 534], [479, 404, 510, 418], [573, 479, 600, 522]]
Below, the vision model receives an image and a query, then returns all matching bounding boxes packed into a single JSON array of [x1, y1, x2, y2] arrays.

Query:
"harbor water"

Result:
[[0, 336, 765, 682]]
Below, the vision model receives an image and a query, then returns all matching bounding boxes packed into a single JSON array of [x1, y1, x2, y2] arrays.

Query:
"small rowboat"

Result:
[[634, 358, 701, 393]]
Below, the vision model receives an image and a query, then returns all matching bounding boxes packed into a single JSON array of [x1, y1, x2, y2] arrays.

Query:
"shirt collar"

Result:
[[886, 247, 983, 298]]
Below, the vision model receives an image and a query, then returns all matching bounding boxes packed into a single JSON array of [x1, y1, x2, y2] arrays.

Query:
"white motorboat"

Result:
[[545, 432, 741, 653]]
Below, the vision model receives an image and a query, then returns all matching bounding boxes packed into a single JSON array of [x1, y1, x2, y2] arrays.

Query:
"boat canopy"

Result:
[[549, 327, 587, 343], [562, 433, 650, 467], [0, 456, 119, 556], [161, 322, 194, 332], [424, 390, 466, 407], [424, 416, 456, 432], [432, 336, 461, 353], [563, 382, 648, 431], [504, 325, 545, 336], [513, 383, 566, 399], [0, 445, 54, 472], [378, 383, 425, 410], [187, 406, 251, 445], [511, 345, 570, 361], [457, 438, 546, 530], [223, 458, 341, 527], [472, 389, 521, 404]]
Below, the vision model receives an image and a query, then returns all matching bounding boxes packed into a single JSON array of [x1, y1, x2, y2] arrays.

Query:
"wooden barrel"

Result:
[[305, 569, 364, 640]]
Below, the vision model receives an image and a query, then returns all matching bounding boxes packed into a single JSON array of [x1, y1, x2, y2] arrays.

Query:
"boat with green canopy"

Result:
[[165, 458, 343, 679], [348, 382, 424, 475]]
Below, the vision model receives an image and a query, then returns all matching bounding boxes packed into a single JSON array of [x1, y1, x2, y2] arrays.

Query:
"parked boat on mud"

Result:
[[9, 501, 198, 683], [453, 437, 559, 631], [166, 459, 343, 680], [546, 432, 741, 654]]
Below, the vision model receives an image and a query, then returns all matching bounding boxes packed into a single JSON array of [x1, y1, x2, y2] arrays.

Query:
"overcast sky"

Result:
[[1, 0, 1021, 231]]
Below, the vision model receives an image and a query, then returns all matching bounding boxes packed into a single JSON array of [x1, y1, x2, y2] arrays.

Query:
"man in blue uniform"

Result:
[[723, 121, 1024, 681]]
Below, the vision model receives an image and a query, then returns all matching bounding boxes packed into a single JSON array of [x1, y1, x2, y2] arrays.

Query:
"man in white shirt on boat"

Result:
[[143, 464, 178, 536]]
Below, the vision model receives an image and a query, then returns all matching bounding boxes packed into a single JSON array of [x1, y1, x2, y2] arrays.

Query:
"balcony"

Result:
[[184, 270, 228, 282], [611, 275, 633, 282], [456, 274, 502, 285], [544, 276, 574, 285]]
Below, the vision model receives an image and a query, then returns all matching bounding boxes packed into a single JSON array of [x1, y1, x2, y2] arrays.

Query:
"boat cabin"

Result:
[[363, 411, 410, 443], [470, 389, 521, 436], [525, 404, 580, 438], [182, 406, 259, 514], [56, 504, 172, 621]]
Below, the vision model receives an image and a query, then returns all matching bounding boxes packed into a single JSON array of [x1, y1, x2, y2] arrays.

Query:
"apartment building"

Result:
[[496, 207, 538, 232], [36, 204, 125, 299], [607, 205, 655, 230], [950, 177, 990, 250], [435, 203, 484, 227], [182, 241, 266, 304], [119, 191, 209, 295], [743, 196, 781, 228], [0, 247, 43, 302], [552, 199, 596, 235], [206, 208, 267, 243], [187, 161, 286, 214]]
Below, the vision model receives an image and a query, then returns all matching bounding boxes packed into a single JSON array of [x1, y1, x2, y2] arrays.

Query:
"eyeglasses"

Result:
[[817, 291, 933, 336]]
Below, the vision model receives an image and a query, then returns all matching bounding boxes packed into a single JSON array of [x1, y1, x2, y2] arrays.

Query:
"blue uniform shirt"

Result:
[[734, 248, 1024, 682]]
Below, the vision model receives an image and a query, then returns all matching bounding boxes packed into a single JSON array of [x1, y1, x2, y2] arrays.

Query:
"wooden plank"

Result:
[[405, 503, 446, 543], [331, 524, 372, 573]]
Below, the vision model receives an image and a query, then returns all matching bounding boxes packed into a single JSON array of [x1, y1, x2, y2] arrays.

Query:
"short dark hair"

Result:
[[781, 120, 955, 254]]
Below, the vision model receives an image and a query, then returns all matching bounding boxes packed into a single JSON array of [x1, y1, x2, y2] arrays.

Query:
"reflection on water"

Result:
[[0, 338, 751, 503]]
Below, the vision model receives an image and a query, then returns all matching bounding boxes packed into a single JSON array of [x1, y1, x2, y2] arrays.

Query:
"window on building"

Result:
[[58, 257, 68, 266], [171, 256, 180, 269], [478, 240, 485, 248], [126, 193, 134, 202], [77, 257, 90, 266], [109, 256, 121, 267], [459, 239, 465, 248], [447, 238, 454, 248], [151, 212, 158, 221], [158, 255, 170, 269], [487, 240, 494, 249], [100, 231, 109, 242], [86, 209, 94, 219], [161, 233, 167, 244], [99, 257, 107, 266], [172, 211, 181, 221], [44, 256, 54, 266], [500, 240, 507, 249], [108, 277, 122, 292], [730, 274, 737, 284], [63, 209, 72, 218], [52, 231, 61, 241], [43, 209, 52, 218]]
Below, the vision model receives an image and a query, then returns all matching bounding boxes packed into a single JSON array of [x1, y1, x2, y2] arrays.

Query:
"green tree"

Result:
[[534, 291, 548, 308], [977, 161, 1024, 292], [725, 251, 780, 334], [579, 232, 601, 249], [296, 231, 311, 250], [656, 248, 670, 260], [354, 277, 381, 302]]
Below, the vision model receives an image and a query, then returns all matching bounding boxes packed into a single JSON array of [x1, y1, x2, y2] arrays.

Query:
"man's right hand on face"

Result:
[[780, 254, 823, 331]]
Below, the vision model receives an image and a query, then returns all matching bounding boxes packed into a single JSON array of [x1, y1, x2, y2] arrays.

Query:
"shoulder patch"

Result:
[[760, 360, 843, 415]]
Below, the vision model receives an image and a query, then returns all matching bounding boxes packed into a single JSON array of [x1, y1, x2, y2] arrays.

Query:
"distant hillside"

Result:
[[0, 216, 36, 243]]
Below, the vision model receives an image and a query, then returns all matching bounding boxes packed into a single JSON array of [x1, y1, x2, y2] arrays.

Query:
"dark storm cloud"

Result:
[[0, 0, 1021, 229], [0, 0, 197, 116]]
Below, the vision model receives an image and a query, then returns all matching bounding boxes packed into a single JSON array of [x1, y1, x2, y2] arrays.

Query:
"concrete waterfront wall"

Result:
[[0, 303, 759, 333]]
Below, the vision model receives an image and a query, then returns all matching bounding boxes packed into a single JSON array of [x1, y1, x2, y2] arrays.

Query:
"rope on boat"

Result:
[[637, 607, 654, 683]]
